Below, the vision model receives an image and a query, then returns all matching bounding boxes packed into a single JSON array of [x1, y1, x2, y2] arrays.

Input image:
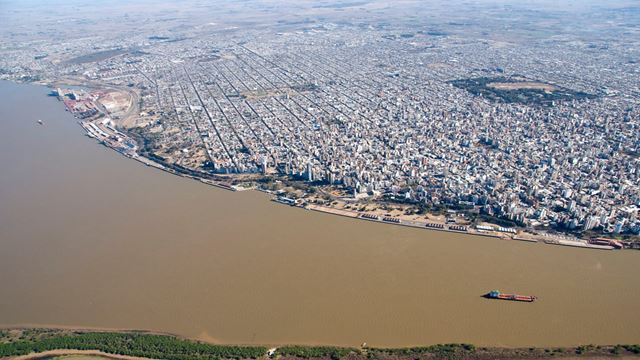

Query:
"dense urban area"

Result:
[[1, 0, 639, 248]]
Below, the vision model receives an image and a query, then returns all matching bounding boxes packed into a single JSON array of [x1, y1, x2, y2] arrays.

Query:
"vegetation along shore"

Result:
[[1, 328, 639, 360]]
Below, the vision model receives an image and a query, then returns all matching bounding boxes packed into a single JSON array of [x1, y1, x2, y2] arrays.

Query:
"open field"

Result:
[[487, 81, 558, 92]]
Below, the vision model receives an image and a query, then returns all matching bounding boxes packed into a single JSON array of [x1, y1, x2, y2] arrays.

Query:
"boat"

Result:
[[589, 238, 623, 249], [37, 119, 43, 125], [484, 290, 537, 302], [273, 196, 297, 206]]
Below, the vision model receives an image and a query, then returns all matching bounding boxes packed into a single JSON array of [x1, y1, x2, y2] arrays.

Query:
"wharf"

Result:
[[544, 239, 614, 250]]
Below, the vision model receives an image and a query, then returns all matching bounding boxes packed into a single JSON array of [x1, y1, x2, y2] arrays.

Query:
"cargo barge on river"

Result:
[[484, 290, 537, 302]]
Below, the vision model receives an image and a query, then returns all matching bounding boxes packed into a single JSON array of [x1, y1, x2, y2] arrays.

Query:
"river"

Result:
[[0, 80, 639, 347]]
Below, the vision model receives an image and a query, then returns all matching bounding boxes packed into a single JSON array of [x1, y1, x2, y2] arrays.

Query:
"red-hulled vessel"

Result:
[[484, 290, 537, 302]]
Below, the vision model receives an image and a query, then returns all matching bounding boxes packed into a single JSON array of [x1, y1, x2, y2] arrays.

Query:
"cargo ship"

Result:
[[484, 290, 537, 302]]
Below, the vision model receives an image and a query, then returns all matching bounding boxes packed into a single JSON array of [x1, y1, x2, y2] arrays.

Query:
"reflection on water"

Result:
[[0, 81, 639, 347]]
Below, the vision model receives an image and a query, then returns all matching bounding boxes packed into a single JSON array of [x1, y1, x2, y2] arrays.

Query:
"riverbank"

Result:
[[48, 81, 636, 252], [1, 328, 639, 360], [3, 79, 640, 349], [71, 108, 637, 252], [11, 349, 157, 360]]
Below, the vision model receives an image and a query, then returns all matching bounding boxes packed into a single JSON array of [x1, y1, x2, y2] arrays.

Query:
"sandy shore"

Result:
[[11, 349, 159, 360]]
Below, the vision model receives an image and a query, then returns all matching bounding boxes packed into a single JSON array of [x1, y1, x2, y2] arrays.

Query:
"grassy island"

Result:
[[1, 329, 639, 360]]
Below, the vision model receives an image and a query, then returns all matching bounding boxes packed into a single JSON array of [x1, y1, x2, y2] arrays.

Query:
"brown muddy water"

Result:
[[0, 81, 639, 347]]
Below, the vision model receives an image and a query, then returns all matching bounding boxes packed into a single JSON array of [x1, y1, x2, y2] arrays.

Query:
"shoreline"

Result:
[[74, 116, 632, 252], [1, 327, 639, 360], [36, 80, 638, 252], [11, 349, 160, 360], [97, 146, 627, 252]]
